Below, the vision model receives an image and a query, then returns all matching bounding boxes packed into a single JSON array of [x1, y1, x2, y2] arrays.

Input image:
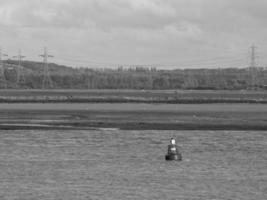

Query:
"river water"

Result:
[[0, 130, 266, 200]]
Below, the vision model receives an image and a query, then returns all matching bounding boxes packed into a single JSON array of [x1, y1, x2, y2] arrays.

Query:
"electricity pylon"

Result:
[[87, 69, 95, 89], [39, 47, 54, 89], [0, 47, 8, 89], [13, 49, 26, 86], [249, 44, 259, 86], [250, 44, 257, 68]]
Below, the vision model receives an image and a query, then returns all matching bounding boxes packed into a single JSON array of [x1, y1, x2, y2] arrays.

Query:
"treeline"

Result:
[[1, 60, 267, 90]]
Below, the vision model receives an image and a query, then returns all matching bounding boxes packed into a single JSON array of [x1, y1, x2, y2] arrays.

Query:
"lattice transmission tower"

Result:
[[13, 49, 26, 86], [0, 47, 8, 89], [39, 47, 54, 89], [250, 44, 258, 68], [249, 44, 259, 86]]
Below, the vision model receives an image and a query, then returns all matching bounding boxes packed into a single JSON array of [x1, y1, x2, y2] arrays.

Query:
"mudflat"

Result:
[[1, 103, 267, 130]]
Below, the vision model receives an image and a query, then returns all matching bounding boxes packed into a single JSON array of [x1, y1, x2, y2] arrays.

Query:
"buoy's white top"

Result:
[[170, 138, 176, 145]]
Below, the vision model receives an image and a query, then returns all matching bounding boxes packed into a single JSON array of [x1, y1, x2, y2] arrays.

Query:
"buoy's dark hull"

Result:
[[165, 153, 182, 161]]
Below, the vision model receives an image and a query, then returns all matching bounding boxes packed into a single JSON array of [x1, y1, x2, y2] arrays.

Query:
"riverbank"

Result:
[[1, 89, 267, 104], [1, 103, 267, 130]]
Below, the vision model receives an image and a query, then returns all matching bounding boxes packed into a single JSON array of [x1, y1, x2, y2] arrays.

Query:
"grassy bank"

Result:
[[1, 89, 267, 103]]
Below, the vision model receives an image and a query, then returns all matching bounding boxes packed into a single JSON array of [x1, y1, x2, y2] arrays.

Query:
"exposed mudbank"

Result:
[[2, 123, 267, 131], [1, 98, 267, 104], [1, 104, 267, 130]]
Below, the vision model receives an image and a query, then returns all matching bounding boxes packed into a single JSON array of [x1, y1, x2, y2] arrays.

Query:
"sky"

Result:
[[0, 0, 267, 69]]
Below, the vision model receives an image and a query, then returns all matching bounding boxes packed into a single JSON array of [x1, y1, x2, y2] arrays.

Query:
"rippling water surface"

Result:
[[0, 130, 266, 200]]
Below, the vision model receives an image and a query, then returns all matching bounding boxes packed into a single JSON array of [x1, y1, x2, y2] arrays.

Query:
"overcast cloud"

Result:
[[0, 0, 267, 68]]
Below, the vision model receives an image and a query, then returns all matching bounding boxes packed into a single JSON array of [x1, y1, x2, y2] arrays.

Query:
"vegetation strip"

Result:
[[2, 89, 267, 104]]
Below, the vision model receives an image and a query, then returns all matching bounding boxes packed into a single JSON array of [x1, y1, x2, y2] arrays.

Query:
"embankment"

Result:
[[1, 89, 267, 103]]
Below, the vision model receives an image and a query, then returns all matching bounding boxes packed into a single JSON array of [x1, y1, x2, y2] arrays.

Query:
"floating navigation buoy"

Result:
[[165, 138, 182, 161]]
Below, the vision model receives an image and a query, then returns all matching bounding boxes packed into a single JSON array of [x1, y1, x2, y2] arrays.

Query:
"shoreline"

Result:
[[1, 103, 267, 131], [1, 99, 267, 104], [1, 122, 267, 131], [2, 89, 267, 104]]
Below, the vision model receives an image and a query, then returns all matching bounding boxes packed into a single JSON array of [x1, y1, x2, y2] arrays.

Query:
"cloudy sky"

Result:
[[0, 0, 267, 68]]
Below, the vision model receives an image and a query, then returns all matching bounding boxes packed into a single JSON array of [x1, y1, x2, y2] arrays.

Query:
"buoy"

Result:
[[165, 138, 182, 161]]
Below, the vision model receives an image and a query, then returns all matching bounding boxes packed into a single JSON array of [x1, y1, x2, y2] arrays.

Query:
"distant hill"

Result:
[[1, 59, 267, 90], [5, 60, 76, 75]]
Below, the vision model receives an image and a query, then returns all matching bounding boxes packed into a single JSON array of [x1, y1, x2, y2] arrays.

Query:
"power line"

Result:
[[54, 54, 247, 69], [0, 47, 8, 89], [39, 47, 54, 89]]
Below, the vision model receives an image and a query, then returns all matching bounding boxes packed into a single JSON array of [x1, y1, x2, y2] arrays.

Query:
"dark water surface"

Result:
[[0, 130, 266, 200]]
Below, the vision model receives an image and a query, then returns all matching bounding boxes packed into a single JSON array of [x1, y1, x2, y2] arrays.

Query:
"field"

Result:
[[0, 129, 266, 199]]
